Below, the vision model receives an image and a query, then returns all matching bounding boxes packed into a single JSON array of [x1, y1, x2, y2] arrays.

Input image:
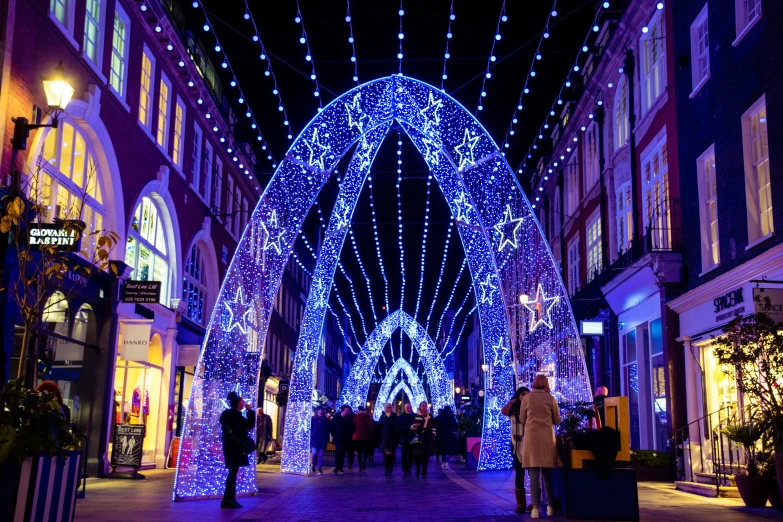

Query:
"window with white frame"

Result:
[[586, 211, 602, 282], [109, 4, 130, 99], [32, 121, 105, 261], [156, 73, 171, 150], [640, 9, 666, 114], [553, 186, 562, 233], [226, 175, 234, 233], [584, 124, 599, 192], [242, 198, 249, 234], [125, 196, 170, 305], [616, 181, 633, 254], [735, 0, 761, 41], [191, 122, 202, 193], [83, 0, 103, 66], [690, 4, 710, 93], [614, 76, 629, 150], [567, 237, 580, 296], [565, 153, 579, 217], [138, 47, 155, 131], [233, 185, 241, 237], [212, 157, 223, 220], [172, 97, 185, 169], [696, 145, 719, 271], [183, 244, 208, 325], [641, 130, 671, 249], [50, 0, 74, 34], [742, 95, 773, 243], [202, 142, 213, 202]]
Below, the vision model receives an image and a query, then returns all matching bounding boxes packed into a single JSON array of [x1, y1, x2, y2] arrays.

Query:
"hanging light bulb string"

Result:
[[294, 0, 323, 108], [396, 131, 406, 359], [440, 0, 456, 90], [194, 1, 276, 167], [434, 257, 467, 342], [475, 0, 507, 114], [413, 167, 432, 323], [397, 1, 405, 74], [500, 0, 557, 152], [328, 305, 358, 354], [444, 304, 479, 358], [441, 282, 474, 356], [368, 170, 391, 320], [348, 225, 379, 327], [425, 220, 454, 334], [345, 1, 360, 83]]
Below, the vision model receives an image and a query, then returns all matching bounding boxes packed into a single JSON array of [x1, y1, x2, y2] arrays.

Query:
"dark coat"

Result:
[[396, 412, 416, 444], [435, 411, 458, 456], [412, 411, 436, 457], [378, 412, 398, 450], [310, 415, 331, 449], [352, 411, 373, 441], [257, 413, 272, 446], [332, 413, 355, 444], [220, 408, 256, 468]]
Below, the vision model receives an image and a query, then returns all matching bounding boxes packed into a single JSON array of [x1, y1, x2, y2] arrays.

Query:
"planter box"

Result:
[[0, 451, 82, 522], [631, 463, 673, 482], [554, 467, 639, 520]]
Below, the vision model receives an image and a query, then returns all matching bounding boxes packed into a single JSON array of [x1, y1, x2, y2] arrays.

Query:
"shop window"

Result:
[[33, 121, 105, 261], [126, 196, 170, 305], [622, 330, 641, 450], [742, 95, 773, 245], [43, 291, 69, 337], [83, 0, 103, 67], [639, 9, 666, 114], [614, 76, 629, 150], [109, 4, 130, 99], [649, 318, 667, 451], [641, 130, 671, 249], [183, 244, 209, 325], [696, 145, 719, 271], [616, 181, 633, 255]]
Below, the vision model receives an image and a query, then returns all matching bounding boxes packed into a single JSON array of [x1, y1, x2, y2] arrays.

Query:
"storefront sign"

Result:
[[713, 287, 745, 323], [26, 222, 82, 251], [121, 281, 161, 303], [110, 424, 145, 469], [754, 288, 783, 323], [278, 380, 290, 395], [55, 338, 84, 361], [177, 344, 201, 367], [120, 323, 151, 362], [580, 320, 604, 336]]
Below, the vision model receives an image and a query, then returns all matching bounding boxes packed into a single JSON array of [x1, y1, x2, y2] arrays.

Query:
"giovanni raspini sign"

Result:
[[26, 222, 82, 251]]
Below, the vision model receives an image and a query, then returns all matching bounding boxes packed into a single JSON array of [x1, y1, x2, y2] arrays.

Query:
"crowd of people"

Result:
[[310, 401, 459, 478]]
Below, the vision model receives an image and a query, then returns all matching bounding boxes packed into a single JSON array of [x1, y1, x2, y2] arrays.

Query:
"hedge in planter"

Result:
[[630, 450, 674, 482]]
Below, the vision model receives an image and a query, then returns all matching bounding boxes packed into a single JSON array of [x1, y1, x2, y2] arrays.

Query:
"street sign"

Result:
[[121, 281, 161, 303]]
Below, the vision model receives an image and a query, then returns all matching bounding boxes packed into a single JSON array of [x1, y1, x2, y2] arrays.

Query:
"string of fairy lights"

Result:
[[425, 220, 454, 335], [440, 1, 456, 90], [434, 258, 468, 343], [413, 156, 432, 323], [397, 1, 405, 74], [367, 169, 391, 324], [475, 0, 507, 114], [345, 1, 359, 83]]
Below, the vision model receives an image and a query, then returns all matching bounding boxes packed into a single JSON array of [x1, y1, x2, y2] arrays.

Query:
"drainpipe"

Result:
[[594, 104, 610, 273], [623, 49, 641, 241]]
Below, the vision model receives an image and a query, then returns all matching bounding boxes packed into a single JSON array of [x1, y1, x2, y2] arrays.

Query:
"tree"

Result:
[[1, 151, 119, 388]]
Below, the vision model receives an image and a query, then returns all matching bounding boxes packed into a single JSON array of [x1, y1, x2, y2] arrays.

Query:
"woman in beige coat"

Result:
[[520, 374, 561, 519]]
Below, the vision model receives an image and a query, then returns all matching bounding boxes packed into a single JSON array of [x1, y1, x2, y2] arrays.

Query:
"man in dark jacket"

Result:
[[379, 403, 398, 476], [256, 404, 273, 464], [310, 406, 330, 474], [396, 403, 416, 476], [220, 392, 255, 508], [332, 404, 355, 474]]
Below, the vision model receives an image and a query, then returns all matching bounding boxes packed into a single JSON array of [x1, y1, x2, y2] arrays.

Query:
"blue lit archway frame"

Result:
[[174, 76, 592, 500], [370, 356, 428, 420]]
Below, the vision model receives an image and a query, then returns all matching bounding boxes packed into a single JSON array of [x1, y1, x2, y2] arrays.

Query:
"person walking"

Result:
[[332, 405, 355, 474], [411, 401, 436, 478], [436, 405, 458, 470], [520, 375, 561, 519], [256, 404, 273, 464], [396, 403, 416, 476], [434, 408, 444, 463], [501, 386, 531, 513], [352, 405, 373, 471], [379, 403, 398, 476], [36, 380, 71, 426], [310, 406, 330, 474], [219, 391, 256, 509]]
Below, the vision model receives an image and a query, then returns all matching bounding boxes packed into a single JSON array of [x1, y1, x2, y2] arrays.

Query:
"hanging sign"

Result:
[[120, 323, 151, 362], [26, 221, 83, 251], [580, 320, 605, 336], [754, 288, 783, 323], [110, 424, 145, 469], [121, 281, 161, 303], [177, 344, 200, 367]]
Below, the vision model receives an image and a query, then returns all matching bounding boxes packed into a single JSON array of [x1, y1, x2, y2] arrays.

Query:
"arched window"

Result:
[[126, 196, 170, 305], [32, 120, 105, 259], [614, 76, 629, 151], [43, 291, 69, 337], [183, 244, 208, 325]]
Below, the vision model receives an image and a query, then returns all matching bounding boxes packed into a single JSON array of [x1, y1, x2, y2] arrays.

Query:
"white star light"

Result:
[[223, 286, 253, 334], [487, 397, 500, 429], [494, 205, 525, 251], [304, 128, 330, 171], [344, 93, 368, 132], [492, 337, 507, 367], [479, 273, 498, 305], [332, 199, 351, 232], [422, 137, 440, 166], [451, 191, 473, 224], [262, 209, 285, 254], [355, 136, 373, 171], [455, 128, 479, 168], [522, 283, 560, 331], [419, 92, 443, 135]]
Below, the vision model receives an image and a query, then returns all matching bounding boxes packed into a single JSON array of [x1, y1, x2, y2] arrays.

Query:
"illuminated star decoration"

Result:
[[479, 273, 498, 305], [454, 128, 479, 168], [494, 205, 525, 251], [261, 209, 285, 254], [304, 128, 330, 171], [223, 286, 254, 334], [312, 280, 328, 309], [421, 137, 440, 166], [486, 397, 500, 429], [419, 92, 443, 136], [344, 92, 368, 132], [492, 337, 507, 367], [355, 136, 373, 171], [450, 191, 473, 224], [332, 199, 351, 232], [522, 283, 561, 331]]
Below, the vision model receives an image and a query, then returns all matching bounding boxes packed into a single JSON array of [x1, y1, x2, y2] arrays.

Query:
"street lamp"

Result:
[[9, 61, 74, 193], [455, 386, 461, 394]]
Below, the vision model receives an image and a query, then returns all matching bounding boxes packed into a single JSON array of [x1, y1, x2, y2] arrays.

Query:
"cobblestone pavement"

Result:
[[75, 454, 780, 521]]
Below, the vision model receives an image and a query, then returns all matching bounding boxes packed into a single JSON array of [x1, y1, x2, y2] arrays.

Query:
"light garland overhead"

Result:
[[397, 1, 405, 74], [425, 221, 455, 335], [440, 1, 456, 89], [345, 1, 359, 83], [475, 0, 508, 113], [294, 0, 323, 106], [435, 257, 468, 343]]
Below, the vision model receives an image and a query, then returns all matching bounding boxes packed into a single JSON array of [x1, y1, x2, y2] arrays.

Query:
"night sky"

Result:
[[189, 0, 598, 376]]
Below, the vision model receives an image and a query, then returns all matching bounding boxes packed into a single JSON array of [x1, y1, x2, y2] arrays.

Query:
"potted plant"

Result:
[[630, 450, 674, 482], [713, 303, 783, 504], [721, 421, 769, 507], [0, 379, 82, 521]]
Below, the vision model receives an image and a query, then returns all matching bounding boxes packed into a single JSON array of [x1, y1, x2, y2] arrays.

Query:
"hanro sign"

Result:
[[26, 222, 82, 251]]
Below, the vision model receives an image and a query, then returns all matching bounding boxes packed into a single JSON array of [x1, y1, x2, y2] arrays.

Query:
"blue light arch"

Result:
[[174, 76, 591, 500]]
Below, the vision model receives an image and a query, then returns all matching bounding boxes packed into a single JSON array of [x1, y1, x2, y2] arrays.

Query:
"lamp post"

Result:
[[9, 61, 74, 193]]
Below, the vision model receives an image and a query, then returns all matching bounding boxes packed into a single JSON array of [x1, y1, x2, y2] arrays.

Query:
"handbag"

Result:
[[409, 433, 423, 445], [264, 440, 277, 453], [229, 428, 256, 455]]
